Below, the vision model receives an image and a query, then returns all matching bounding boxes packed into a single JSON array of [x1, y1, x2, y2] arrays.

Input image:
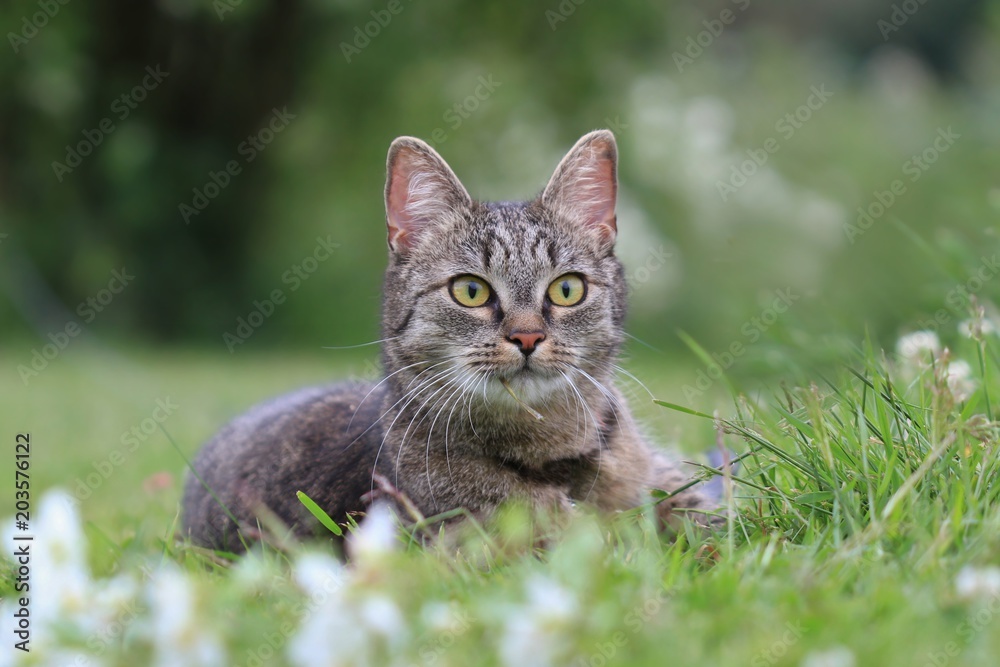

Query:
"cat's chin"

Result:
[[483, 369, 567, 407]]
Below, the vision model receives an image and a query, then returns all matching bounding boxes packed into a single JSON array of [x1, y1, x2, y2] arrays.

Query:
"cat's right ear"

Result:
[[384, 137, 472, 254]]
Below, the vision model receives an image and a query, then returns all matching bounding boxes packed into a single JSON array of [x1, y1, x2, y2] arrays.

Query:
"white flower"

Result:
[[88, 574, 143, 652], [359, 595, 406, 641], [955, 565, 1000, 600], [525, 575, 576, 623], [2, 490, 91, 635], [801, 646, 856, 667], [288, 593, 365, 667], [499, 576, 577, 667], [958, 318, 996, 339], [232, 552, 276, 591], [896, 330, 941, 363], [946, 360, 976, 401], [149, 566, 225, 667], [293, 552, 347, 593], [288, 552, 367, 667], [422, 601, 470, 633], [347, 502, 400, 562]]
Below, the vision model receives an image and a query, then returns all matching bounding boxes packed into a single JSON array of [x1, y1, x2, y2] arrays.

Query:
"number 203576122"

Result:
[[15, 434, 30, 525]]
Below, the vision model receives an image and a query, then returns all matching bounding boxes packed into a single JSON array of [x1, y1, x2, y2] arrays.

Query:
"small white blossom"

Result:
[[422, 601, 471, 633], [2, 491, 146, 663], [499, 576, 577, 667], [88, 574, 143, 650], [293, 552, 347, 593], [149, 566, 226, 667], [958, 318, 996, 339], [955, 565, 1000, 600], [288, 593, 365, 667], [289, 552, 372, 667], [347, 502, 400, 562], [946, 360, 976, 401], [3, 490, 91, 635], [525, 575, 576, 622], [231, 552, 276, 591], [359, 595, 407, 641], [801, 646, 856, 667], [896, 330, 941, 363]]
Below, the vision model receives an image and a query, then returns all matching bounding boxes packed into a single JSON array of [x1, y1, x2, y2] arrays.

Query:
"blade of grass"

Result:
[[652, 400, 715, 420], [296, 490, 344, 536]]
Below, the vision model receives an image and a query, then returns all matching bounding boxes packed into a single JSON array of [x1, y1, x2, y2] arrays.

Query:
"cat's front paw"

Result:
[[655, 488, 726, 529], [530, 486, 575, 516]]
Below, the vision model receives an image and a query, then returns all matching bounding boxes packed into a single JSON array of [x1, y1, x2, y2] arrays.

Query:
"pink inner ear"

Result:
[[541, 132, 620, 246], [571, 144, 618, 238], [386, 155, 418, 250], [588, 156, 617, 234], [385, 141, 470, 253]]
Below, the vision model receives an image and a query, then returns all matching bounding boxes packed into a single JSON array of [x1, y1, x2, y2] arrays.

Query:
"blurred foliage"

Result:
[[1, 0, 998, 377]]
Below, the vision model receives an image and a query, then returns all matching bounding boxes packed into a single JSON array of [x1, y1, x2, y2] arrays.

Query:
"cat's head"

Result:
[[380, 131, 627, 409]]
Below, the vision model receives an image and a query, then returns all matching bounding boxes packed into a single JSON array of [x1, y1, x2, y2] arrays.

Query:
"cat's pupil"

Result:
[[468, 284, 478, 299], [561, 281, 571, 298]]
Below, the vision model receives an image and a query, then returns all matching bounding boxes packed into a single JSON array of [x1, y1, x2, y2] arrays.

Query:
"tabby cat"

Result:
[[182, 130, 720, 552]]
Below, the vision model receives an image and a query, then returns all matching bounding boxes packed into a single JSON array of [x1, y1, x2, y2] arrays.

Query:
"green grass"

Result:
[[2, 332, 999, 667]]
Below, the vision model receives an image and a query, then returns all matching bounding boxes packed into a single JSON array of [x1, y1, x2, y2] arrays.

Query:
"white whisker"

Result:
[[611, 363, 654, 401]]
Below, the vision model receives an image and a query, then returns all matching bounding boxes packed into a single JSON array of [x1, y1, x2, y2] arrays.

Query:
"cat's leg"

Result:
[[582, 430, 724, 527], [398, 449, 575, 520], [647, 450, 725, 527]]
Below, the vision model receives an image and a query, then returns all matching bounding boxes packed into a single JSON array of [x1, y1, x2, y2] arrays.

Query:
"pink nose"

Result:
[[508, 330, 546, 355]]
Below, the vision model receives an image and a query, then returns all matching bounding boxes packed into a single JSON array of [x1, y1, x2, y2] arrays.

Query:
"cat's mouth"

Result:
[[484, 359, 567, 401], [497, 356, 553, 378], [487, 369, 564, 405]]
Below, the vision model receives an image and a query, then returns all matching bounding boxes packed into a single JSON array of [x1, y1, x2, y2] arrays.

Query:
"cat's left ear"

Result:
[[541, 130, 618, 246], [385, 137, 472, 254]]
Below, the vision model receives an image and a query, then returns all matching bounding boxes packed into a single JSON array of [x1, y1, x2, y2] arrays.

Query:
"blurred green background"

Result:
[[3, 9, 1000, 662], [1, 0, 999, 384]]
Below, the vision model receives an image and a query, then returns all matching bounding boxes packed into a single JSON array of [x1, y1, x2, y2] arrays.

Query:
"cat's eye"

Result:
[[547, 274, 586, 307], [450, 275, 492, 307]]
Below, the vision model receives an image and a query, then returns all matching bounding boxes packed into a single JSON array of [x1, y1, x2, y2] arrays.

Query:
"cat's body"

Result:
[[182, 131, 718, 552]]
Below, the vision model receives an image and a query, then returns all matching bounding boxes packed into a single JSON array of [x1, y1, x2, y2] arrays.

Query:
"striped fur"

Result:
[[181, 131, 718, 553]]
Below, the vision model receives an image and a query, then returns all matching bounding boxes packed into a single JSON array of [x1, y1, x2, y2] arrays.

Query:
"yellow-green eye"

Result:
[[547, 274, 586, 306], [450, 275, 491, 307]]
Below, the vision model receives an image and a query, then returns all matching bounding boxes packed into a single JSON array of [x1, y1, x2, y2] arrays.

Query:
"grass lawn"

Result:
[[2, 332, 999, 667]]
